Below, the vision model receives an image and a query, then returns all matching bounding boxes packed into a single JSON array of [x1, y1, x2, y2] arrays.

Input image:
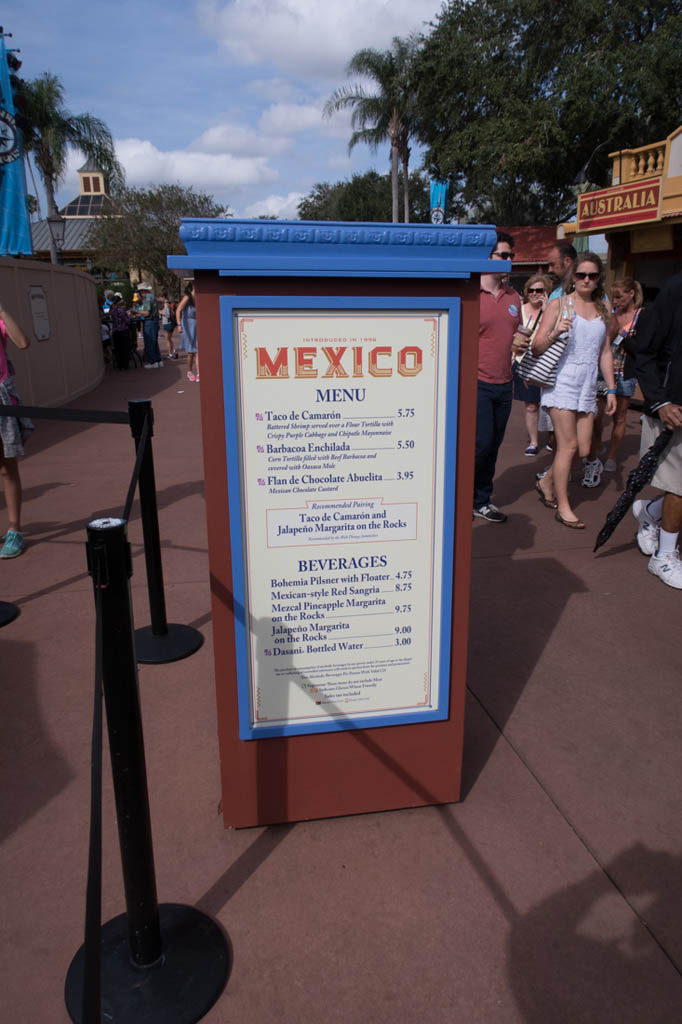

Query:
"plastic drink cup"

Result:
[[512, 325, 532, 361]]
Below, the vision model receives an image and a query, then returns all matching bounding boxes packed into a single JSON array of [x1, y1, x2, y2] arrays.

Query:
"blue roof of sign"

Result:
[[168, 218, 501, 278]]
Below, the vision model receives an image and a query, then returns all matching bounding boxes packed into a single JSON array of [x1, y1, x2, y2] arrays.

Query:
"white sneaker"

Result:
[[581, 457, 603, 488], [632, 499, 660, 556], [648, 549, 682, 590]]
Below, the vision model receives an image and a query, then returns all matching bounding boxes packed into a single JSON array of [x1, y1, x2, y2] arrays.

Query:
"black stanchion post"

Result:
[[89, 517, 161, 964], [65, 517, 230, 1024], [128, 399, 204, 664], [129, 399, 168, 637]]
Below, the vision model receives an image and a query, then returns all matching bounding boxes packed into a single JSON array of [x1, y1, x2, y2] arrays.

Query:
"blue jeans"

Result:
[[474, 380, 513, 509], [142, 318, 161, 364]]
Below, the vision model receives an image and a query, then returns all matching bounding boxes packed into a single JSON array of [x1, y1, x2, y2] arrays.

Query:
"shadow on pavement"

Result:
[[0, 640, 74, 841], [195, 823, 296, 919], [463, 519, 588, 796], [507, 844, 682, 1022]]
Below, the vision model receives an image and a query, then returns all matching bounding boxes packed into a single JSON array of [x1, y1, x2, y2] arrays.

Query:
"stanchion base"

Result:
[[135, 623, 204, 664], [0, 601, 20, 627], [64, 903, 230, 1023]]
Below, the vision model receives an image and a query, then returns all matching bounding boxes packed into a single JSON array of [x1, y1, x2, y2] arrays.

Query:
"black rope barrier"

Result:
[[0, 403, 129, 424], [2, 402, 225, 1014], [0, 403, 126, 631], [81, 574, 104, 1024], [1, 399, 204, 660], [64, 518, 230, 1023], [128, 399, 204, 664], [122, 412, 151, 524]]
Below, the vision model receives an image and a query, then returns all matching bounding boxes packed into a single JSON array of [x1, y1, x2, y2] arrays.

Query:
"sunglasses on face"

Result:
[[528, 287, 545, 294], [493, 250, 514, 258], [574, 271, 600, 281]]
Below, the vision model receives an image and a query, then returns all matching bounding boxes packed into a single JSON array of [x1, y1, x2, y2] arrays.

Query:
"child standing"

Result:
[[159, 293, 177, 359], [0, 303, 33, 558]]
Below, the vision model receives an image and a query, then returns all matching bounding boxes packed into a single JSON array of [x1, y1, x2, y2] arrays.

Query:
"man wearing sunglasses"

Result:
[[473, 231, 521, 523]]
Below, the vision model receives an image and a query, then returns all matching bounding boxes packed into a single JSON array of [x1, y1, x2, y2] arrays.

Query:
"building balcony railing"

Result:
[[610, 142, 665, 185]]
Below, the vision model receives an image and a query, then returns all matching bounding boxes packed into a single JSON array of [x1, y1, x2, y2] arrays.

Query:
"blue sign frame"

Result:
[[220, 294, 461, 739]]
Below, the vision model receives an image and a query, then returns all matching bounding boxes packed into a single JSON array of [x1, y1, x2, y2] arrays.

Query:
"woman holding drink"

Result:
[[511, 274, 553, 455], [531, 253, 616, 529]]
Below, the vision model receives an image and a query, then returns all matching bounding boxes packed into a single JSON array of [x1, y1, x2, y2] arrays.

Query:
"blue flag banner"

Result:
[[429, 180, 449, 225], [0, 34, 32, 256]]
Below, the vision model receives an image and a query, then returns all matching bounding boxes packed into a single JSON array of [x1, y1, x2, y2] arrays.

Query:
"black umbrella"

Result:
[[593, 427, 674, 552]]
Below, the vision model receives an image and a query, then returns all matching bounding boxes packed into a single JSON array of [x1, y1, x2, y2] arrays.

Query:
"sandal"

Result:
[[555, 511, 585, 530], [535, 482, 557, 509]]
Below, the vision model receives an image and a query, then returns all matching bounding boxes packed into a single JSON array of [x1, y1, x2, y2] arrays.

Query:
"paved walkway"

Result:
[[2, 355, 681, 1022]]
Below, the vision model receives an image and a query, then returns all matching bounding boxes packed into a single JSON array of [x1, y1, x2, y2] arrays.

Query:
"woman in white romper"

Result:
[[533, 254, 616, 528]]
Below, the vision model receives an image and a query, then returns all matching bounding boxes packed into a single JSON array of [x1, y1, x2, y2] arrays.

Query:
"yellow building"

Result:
[[562, 123, 682, 297]]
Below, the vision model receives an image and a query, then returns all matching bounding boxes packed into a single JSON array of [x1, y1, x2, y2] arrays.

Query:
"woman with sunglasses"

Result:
[[532, 253, 616, 529], [512, 274, 553, 455]]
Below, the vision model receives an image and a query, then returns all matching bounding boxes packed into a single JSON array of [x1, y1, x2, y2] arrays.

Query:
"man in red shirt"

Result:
[[473, 231, 521, 522]]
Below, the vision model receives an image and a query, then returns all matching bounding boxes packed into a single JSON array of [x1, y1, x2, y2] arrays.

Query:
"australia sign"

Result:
[[577, 178, 661, 232]]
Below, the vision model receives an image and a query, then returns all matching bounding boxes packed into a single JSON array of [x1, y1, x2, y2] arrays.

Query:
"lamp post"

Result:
[[574, 141, 611, 188], [571, 141, 613, 252], [46, 210, 66, 265]]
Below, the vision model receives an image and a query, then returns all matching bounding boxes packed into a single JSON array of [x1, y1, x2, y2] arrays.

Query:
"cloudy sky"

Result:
[[11, 0, 439, 219]]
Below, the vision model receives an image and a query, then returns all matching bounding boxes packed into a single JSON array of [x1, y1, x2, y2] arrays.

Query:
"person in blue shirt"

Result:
[[547, 241, 576, 301], [137, 284, 163, 368]]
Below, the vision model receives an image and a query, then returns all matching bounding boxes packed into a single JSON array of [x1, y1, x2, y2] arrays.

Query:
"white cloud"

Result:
[[198, 0, 437, 78], [242, 191, 305, 219], [57, 150, 85, 203], [245, 77, 306, 102], [115, 138, 278, 190], [258, 103, 322, 136], [319, 106, 355, 141], [189, 122, 293, 156]]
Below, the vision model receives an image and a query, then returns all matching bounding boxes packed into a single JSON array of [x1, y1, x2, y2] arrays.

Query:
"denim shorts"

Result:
[[597, 374, 637, 399]]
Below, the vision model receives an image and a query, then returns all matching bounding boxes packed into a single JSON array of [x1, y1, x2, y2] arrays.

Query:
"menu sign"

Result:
[[222, 300, 458, 738]]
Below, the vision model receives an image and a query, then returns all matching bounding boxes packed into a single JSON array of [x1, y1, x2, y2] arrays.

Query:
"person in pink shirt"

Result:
[[0, 303, 32, 558], [473, 231, 521, 523]]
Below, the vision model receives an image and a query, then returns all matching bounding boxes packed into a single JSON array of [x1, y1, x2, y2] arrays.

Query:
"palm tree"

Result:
[[21, 73, 124, 263], [324, 37, 417, 223]]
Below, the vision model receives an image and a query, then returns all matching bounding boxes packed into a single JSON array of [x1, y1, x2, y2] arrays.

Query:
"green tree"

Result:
[[413, 0, 682, 224], [21, 72, 124, 262], [298, 170, 430, 223], [88, 183, 228, 297], [324, 37, 418, 223]]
